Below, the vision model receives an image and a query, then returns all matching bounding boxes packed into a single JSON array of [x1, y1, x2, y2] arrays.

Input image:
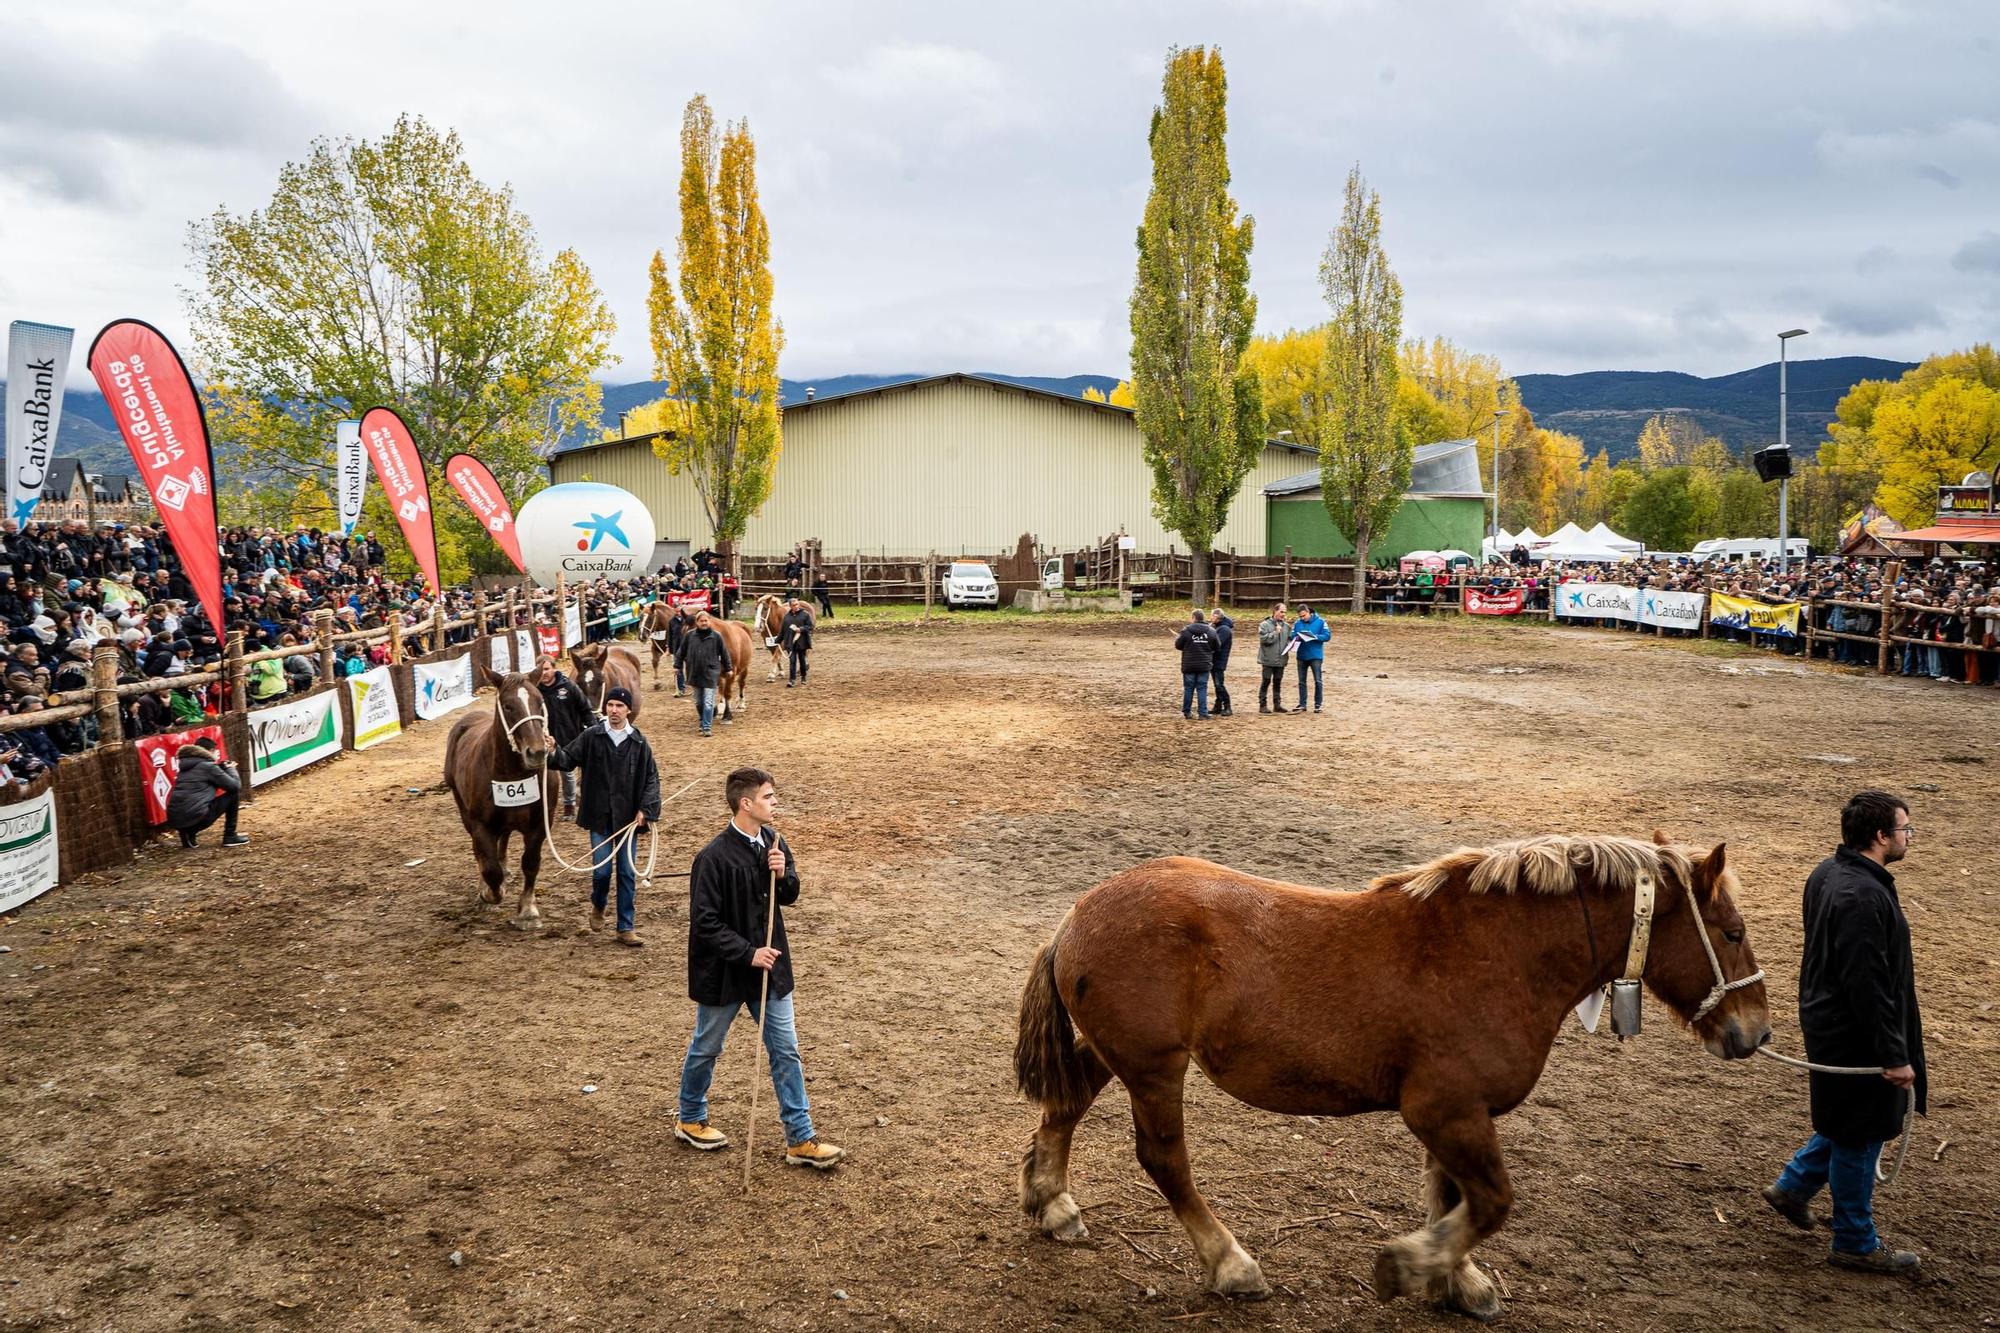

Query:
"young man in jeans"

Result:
[[1291, 602, 1331, 713], [674, 768, 844, 1169], [1171, 608, 1218, 720], [673, 609, 729, 738]]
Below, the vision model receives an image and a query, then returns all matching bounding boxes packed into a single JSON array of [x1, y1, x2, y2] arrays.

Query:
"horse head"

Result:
[[569, 643, 607, 706], [495, 672, 554, 767], [1642, 839, 1771, 1060]]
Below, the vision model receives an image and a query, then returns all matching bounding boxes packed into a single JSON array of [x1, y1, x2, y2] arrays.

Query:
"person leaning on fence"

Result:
[[673, 766, 844, 1170], [166, 737, 249, 849], [1763, 790, 1926, 1275], [1171, 608, 1218, 720], [533, 653, 598, 818], [1290, 602, 1331, 714], [812, 568, 834, 619], [1256, 602, 1290, 714], [780, 598, 814, 687], [546, 685, 660, 947]]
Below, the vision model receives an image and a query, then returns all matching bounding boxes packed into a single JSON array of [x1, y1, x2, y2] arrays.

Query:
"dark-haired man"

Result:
[[1763, 790, 1926, 1275], [672, 767, 843, 1170], [547, 686, 660, 947], [533, 654, 597, 818]]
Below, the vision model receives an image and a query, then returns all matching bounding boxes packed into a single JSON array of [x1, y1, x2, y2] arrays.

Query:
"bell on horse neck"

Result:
[[1610, 978, 1643, 1038]]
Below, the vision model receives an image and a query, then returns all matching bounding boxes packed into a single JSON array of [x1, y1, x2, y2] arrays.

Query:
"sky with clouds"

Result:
[[3, 0, 1997, 386]]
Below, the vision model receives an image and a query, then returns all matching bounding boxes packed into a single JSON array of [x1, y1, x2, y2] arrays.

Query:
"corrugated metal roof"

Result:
[[1263, 437, 1491, 500]]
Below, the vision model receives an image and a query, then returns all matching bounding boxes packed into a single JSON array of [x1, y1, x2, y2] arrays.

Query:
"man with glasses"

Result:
[[1763, 790, 1927, 1275]]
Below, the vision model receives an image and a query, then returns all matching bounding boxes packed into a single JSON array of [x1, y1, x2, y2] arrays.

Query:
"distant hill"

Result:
[[1516, 356, 1915, 462]]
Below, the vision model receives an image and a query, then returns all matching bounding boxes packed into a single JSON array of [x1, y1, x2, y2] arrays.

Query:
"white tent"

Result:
[[1530, 538, 1634, 563], [1544, 521, 1591, 545], [1494, 528, 1516, 548], [1587, 521, 1642, 553], [1513, 527, 1544, 547]]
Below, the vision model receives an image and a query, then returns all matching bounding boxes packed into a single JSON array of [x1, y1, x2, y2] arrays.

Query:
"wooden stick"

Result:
[[742, 862, 780, 1192]]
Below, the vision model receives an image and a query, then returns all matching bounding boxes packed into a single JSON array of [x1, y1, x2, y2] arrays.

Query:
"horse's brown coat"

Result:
[[1014, 837, 1771, 1317], [442, 675, 557, 928], [569, 642, 643, 719]]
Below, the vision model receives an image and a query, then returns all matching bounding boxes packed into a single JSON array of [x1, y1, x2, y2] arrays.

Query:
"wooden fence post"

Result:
[[314, 609, 335, 685], [224, 630, 246, 713], [1282, 546, 1292, 605], [474, 592, 489, 637], [91, 641, 123, 746], [924, 552, 935, 623], [855, 550, 864, 606], [1878, 583, 1895, 674], [432, 601, 447, 655], [1699, 577, 1711, 638], [504, 587, 518, 630], [389, 617, 404, 666]]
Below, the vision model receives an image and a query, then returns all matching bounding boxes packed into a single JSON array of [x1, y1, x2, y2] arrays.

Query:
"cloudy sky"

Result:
[[4, 0, 1997, 386]]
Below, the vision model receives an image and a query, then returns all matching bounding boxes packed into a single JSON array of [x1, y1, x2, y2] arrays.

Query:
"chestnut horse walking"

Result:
[[639, 600, 679, 689], [753, 594, 788, 681], [442, 674, 557, 929], [1015, 835, 1770, 1321], [708, 615, 755, 722], [569, 641, 643, 719]]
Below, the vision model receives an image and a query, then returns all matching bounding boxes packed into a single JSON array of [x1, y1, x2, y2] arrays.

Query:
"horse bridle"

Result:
[[1609, 867, 1765, 1036], [497, 686, 553, 757]]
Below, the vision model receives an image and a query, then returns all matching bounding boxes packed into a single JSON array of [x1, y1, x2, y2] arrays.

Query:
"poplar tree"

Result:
[[648, 95, 784, 565], [1318, 165, 1408, 609], [1129, 46, 1263, 609]]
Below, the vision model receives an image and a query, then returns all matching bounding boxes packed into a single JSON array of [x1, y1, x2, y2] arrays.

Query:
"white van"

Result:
[[1691, 537, 1810, 563]]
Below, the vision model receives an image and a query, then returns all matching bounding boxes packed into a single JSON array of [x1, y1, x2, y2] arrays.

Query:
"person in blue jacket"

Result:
[[1291, 602, 1331, 713]]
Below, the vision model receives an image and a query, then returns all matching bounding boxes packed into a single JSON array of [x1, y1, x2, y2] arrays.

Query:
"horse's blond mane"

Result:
[[1373, 835, 1692, 900]]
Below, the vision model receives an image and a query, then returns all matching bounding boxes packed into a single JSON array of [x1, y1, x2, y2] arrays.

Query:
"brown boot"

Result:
[[587, 907, 605, 932], [560, 801, 576, 819], [784, 1139, 844, 1170], [614, 930, 645, 948]]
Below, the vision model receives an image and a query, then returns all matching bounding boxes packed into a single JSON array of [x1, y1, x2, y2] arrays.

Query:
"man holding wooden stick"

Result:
[[673, 767, 845, 1170]]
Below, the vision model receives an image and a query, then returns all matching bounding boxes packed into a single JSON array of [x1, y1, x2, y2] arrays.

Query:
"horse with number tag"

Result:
[[753, 593, 788, 681], [1014, 834, 1770, 1321], [442, 673, 556, 929], [640, 599, 680, 689]]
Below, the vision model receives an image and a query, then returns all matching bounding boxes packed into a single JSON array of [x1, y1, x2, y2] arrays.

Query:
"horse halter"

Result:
[[1609, 869, 1765, 1038], [497, 687, 553, 757]]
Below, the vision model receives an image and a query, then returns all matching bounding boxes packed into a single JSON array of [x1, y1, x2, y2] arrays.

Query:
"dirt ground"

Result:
[[3, 611, 1996, 1332]]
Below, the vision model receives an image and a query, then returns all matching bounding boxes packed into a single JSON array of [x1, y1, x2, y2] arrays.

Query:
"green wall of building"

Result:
[[1267, 494, 1487, 563]]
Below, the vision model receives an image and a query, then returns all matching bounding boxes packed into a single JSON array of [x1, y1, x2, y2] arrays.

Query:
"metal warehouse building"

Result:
[[547, 373, 1314, 560]]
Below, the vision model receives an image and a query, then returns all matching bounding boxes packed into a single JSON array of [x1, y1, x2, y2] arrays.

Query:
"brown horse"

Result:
[[708, 614, 754, 722], [752, 594, 788, 681], [442, 674, 557, 929], [1014, 834, 1770, 1320], [569, 641, 643, 718], [639, 600, 680, 690]]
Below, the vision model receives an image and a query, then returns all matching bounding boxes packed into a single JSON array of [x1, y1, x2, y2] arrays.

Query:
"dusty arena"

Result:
[[3, 612, 1995, 1331]]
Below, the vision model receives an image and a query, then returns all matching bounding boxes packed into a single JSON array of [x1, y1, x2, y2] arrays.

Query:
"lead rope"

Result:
[[537, 768, 705, 882], [1753, 1048, 1916, 1188]]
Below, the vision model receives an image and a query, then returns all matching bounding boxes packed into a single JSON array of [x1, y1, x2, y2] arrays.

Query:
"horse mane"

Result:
[[1373, 834, 1692, 901]]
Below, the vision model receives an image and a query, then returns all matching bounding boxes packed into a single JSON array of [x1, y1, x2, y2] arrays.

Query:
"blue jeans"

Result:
[[1181, 670, 1210, 718], [696, 685, 718, 732], [1296, 657, 1323, 709], [1775, 1134, 1885, 1255], [588, 828, 637, 932], [678, 993, 814, 1146]]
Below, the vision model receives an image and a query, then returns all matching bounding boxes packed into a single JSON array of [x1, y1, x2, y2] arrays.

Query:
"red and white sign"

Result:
[[537, 625, 560, 658], [134, 726, 227, 826], [666, 589, 711, 612], [360, 406, 441, 594], [87, 321, 226, 637], [1463, 588, 1527, 616], [444, 453, 525, 572]]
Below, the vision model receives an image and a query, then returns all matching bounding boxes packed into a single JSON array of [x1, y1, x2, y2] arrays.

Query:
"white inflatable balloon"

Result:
[[515, 482, 658, 586]]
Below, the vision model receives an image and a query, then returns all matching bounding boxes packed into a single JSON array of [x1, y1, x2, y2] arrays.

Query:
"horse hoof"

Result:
[[480, 889, 503, 906], [1038, 1195, 1088, 1242], [1443, 1265, 1503, 1323], [1209, 1249, 1269, 1301], [1443, 1290, 1504, 1324], [509, 915, 543, 932]]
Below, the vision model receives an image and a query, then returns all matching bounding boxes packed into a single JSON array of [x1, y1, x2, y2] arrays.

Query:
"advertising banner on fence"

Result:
[[359, 406, 442, 595], [444, 453, 525, 571], [336, 419, 365, 536], [514, 629, 534, 669], [489, 632, 512, 675], [538, 626, 560, 658], [1639, 588, 1708, 631], [414, 654, 475, 721], [134, 725, 226, 824], [1710, 592, 1802, 636], [608, 600, 638, 630], [666, 589, 711, 613], [0, 786, 60, 914], [347, 665, 401, 749], [1463, 588, 1526, 616], [87, 320, 227, 638], [7, 320, 74, 525], [248, 690, 341, 787], [563, 602, 582, 648], [1557, 581, 1638, 622]]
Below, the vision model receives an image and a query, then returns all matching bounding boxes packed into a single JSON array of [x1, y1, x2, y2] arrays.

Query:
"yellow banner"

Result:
[[1708, 592, 1801, 636]]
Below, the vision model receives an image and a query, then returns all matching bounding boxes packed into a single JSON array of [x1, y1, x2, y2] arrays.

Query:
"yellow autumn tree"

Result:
[[648, 95, 784, 562], [1081, 381, 1137, 407], [1870, 375, 2000, 525]]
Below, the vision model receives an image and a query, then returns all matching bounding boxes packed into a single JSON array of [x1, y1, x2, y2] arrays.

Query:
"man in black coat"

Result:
[[1209, 609, 1235, 716], [665, 604, 692, 697], [1764, 790, 1926, 1274], [533, 654, 598, 817], [546, 686, 660, 947], [165, 738, 248, 848], [673, 609, 730, 737], [1171, 608, 1219, 720], [672, 767, 843, 1170], [780, 598, 814, 686]]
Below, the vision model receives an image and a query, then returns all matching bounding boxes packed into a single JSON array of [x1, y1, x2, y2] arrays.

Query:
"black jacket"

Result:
[[687, 824, 800, 1005], [547, 722, 662, 834], [1174, 622, 1218, 673], [1210, 613, 1235, 670], [535, 670, 597, 746], [1799, 847, 1927, 1144], [780, 607, 814, 652], [166, 754, 239, 829], [674, 626, 730, 689]]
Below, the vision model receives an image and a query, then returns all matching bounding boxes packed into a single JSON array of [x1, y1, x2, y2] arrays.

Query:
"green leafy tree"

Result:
[[1317, 164, 1407, 601], [187, 114, 616, 576], [1618, 466, 1696, 551], [648, 95, 785, 566], [1129, 46, 1263, 608]]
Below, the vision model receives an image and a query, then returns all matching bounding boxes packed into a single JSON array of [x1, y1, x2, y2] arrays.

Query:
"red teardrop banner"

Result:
[[86, 319, 227, 639], [444, 453, 525, 572], [359, 406, 441, 595]]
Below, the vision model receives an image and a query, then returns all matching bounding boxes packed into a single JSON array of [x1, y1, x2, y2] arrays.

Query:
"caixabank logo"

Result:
[[516, 482, 657, 588]]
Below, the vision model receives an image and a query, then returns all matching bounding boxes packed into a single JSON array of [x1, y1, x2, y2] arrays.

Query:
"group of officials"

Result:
[[1169, 601, 1333, 720]]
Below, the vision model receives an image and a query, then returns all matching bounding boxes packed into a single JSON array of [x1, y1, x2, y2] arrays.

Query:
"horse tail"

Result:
[[1014, 914, 1094, 1118]]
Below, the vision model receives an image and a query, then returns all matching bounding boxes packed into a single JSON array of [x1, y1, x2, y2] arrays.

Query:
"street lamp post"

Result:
[[1491, 409, 1504, 545], [1777, 329, 1808, 573]]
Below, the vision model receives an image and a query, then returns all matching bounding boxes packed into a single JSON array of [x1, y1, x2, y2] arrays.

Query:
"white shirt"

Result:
[[605, 722, 630, 748], [733, 820, 766, 852]]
